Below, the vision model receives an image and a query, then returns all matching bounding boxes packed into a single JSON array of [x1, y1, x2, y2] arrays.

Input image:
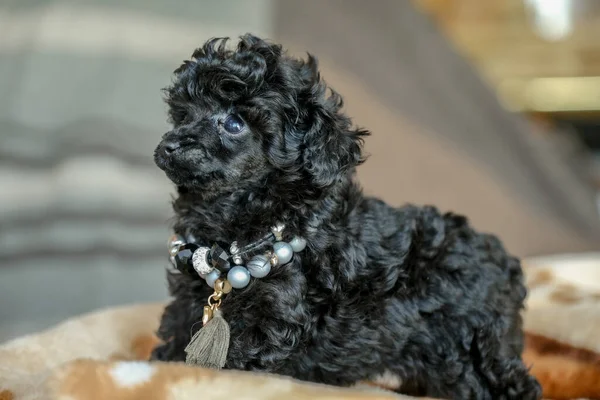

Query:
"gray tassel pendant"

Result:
[[185, 279, 231, 369], [185, 308, 230, 369]]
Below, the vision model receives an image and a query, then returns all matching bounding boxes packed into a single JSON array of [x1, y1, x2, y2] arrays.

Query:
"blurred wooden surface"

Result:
[[414, 0, 600, 113]]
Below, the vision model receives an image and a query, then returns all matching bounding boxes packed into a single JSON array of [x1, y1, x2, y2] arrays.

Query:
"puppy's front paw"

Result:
[[149, 340, 185, 362]]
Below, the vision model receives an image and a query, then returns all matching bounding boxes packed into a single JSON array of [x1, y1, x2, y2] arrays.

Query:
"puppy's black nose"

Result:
[[162, 141, 180, 155]]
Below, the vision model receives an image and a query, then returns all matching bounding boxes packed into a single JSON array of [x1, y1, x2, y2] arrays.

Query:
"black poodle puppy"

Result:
[[151, 34, 541, 400]]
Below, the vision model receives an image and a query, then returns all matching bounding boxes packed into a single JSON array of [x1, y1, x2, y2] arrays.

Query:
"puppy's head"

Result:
[[155, 34, 367, 199]]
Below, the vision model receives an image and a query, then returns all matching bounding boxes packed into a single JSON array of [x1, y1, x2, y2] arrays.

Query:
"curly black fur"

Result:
[[150, 34, 541, 400]]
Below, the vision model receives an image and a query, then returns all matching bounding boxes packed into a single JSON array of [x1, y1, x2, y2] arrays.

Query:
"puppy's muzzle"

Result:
[[154, 137, 182, 170], [158, 140, 181, 157]]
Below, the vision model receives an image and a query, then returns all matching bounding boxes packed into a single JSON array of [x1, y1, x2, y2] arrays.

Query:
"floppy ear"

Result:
[[266, 53, 367, 187], [302, 93, 368, 187]]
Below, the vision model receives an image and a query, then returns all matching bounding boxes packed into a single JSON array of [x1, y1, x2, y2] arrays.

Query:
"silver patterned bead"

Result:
[[271, 223, 285, 241], [230, 241, 240, 254], [227, 266, 251, 289], [273, 242, 293, 265], [247, 255, 271, 278], [289, 236, 307, 252], [205, 269, 221, 288], [192, 246, 213, 276], [169, 246, 180, 257], [167, 234, 185, 250]]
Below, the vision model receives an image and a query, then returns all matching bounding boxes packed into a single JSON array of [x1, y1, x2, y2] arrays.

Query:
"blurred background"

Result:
[[0, 0, 599, 342]]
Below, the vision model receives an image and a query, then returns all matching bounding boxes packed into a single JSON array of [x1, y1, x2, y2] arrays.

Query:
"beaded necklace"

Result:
[[166, 223, 307, 368]]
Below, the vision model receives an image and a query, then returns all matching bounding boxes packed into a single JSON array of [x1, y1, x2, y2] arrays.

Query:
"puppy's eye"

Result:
[[222, 114, 245, 134]]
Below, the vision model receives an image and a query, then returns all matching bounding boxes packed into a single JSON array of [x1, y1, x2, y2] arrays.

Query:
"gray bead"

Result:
[[289, 236, 307, 252], [227, 266, 251, 289], [205, 269, 221, 288], [273, 242, 293, 265], [247, 255, 271, 278]]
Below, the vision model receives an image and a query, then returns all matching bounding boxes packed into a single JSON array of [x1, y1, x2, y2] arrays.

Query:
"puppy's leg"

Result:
[[149, 299, 190, 362], [401, 364, 490, 400], [471, 325, 542, 400], [150, 271, 211, 362], [150, 337, 186, 362], [400, 326, 541, 399]]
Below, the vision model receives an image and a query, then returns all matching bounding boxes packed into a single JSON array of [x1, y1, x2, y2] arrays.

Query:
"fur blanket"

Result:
[[1, 256, 599, 400]]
